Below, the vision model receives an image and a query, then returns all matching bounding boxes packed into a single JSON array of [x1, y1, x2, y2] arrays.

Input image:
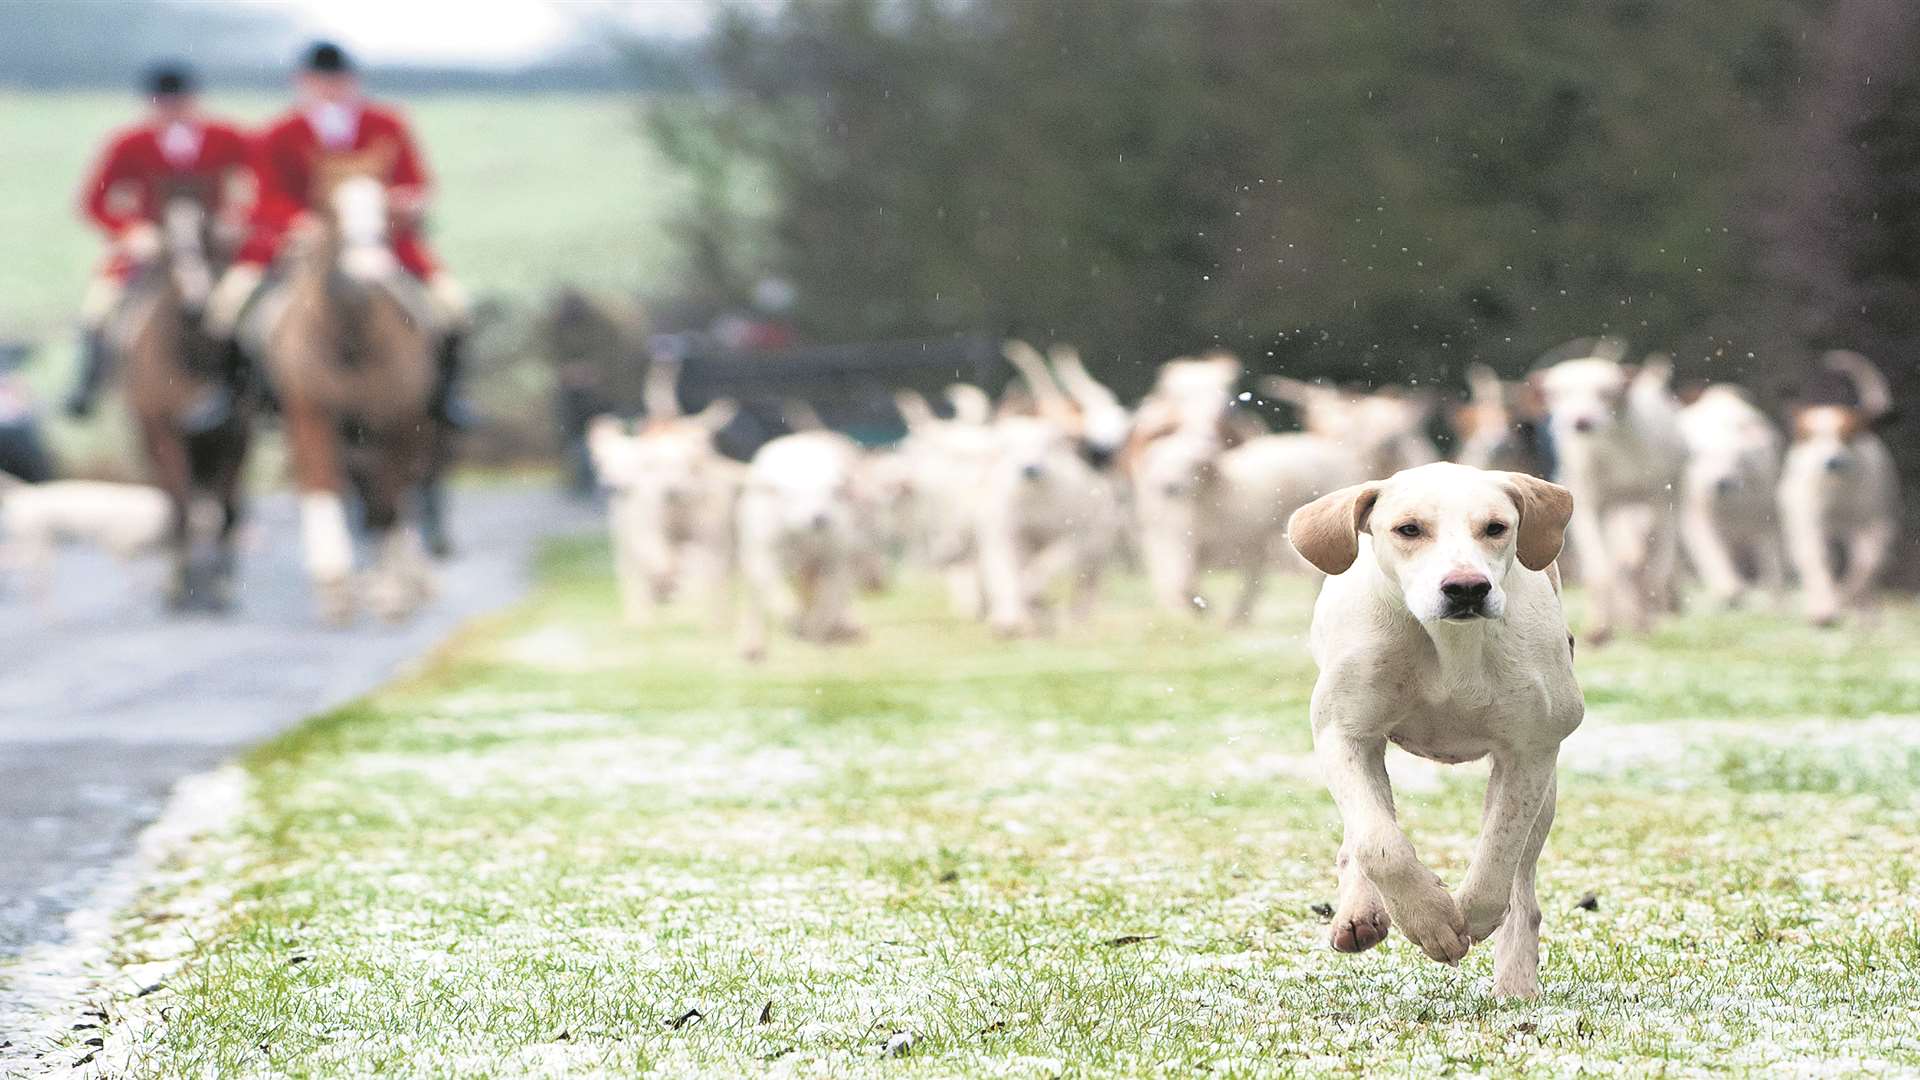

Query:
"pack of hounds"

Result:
[[585, 337, 1901, 659]]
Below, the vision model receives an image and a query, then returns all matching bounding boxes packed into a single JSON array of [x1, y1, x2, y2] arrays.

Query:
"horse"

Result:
[[257, 143, 444, 623], [117, 178, 253, 611]]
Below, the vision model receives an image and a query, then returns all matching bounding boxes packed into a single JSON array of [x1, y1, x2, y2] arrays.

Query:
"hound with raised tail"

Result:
[[1287, 462, 1581, 998], [587, 355, 740, 625], [1778, 351, 1901, 625]]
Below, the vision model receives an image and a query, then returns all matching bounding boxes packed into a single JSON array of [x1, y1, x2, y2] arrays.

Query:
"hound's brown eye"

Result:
[[1485, 521, 1509, 537], [1393, 523, 1422, 539]]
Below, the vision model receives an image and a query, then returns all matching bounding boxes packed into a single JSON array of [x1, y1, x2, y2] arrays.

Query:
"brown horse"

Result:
[[259, 144, 442, 623], [119, 179, 252, 611]]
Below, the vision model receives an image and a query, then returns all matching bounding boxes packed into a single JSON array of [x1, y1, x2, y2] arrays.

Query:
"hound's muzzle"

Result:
[[1438, 573, 1493, 620]]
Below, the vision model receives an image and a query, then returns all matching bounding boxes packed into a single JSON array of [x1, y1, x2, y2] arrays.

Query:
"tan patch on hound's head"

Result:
[[1792, 404, 1864, 443], [1449, 401, 1507, 442]]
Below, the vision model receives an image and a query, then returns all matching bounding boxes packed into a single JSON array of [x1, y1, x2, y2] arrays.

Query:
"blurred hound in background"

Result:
[[588, 357, 739, 626], [1778, 351, 1900, 625], [1532, 340, 1686, 643], [1677, 385, 1785, 608], [736, 430, 878, 659], [0, 473, 173, 604]]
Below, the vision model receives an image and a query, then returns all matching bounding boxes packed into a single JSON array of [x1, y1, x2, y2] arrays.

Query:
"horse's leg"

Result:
[[283, 397, 357, 624], [138, 416, 195, 612], [419, 421, 456, 559], [365, 423, 436, 622], [203, 423, 252, 612]]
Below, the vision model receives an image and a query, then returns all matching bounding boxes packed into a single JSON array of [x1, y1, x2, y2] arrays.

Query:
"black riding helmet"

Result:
[[304, 41, 354, 74], [144, 62, 196, 98]]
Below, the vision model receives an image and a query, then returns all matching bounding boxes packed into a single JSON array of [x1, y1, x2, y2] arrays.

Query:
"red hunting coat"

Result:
[[237, 102, 440, 279], [79, 119, 252, 278]]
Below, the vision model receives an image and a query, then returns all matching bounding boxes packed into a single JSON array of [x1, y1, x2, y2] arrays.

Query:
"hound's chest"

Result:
[[1382, 697, 1506, 765]]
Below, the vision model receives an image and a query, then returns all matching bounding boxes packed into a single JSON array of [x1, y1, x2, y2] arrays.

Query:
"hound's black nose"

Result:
[[1572, 417, 1595, 434], [1439, 574, 1492, 616], [1825, 456, 1850, 473], [1714, 476, 1739, 495], [1021, 463, 1044, 482]]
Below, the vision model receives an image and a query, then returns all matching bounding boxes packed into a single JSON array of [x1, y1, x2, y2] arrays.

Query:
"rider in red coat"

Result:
[[68, 64, 252, 419], [205, 42, 473, 428], [237, 86, 438, 278]]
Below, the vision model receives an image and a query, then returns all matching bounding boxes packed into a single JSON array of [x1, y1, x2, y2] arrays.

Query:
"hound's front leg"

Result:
[[1840, 522, 1893, 611], [976, 513, 1032, 637], [1455, 750, 1559, 944], [1330, 839, 1390, 953], [1647, 496, 1683, 615], [1317, 728, 1470, 964], [1680, 498, 1744, 607], [736, 537, 792, 661], [1493, 772, 1556, 998], [1782, 509, 1838, 624]]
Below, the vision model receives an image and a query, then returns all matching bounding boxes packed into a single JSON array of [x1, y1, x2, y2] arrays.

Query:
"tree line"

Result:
[[652, 0, 1920, 559]]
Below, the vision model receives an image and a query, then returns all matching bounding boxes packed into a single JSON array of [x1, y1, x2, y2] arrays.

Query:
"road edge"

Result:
[[0, 765, 249, 1073]]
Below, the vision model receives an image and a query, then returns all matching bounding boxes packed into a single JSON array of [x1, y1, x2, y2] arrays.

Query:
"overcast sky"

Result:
[[223, 0, 723, 66]]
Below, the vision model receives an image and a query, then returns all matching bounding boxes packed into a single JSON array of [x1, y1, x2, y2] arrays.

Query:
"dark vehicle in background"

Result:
[[0, 342, 54, 482]]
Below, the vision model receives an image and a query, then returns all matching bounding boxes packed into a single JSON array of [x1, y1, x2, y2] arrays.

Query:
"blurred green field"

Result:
[[0, 90, 698, 467], [1, 90, 689, 340]]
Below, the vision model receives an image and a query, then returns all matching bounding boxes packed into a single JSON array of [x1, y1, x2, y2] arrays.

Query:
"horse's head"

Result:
[[159, 194, 214, 307], [312, 141, 400, 282], [142, 175, 218, 307]]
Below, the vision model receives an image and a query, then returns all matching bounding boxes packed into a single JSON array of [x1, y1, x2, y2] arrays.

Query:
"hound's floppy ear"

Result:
[[1286, 481, 1383, 576], [1501, 472, 1574, 572]]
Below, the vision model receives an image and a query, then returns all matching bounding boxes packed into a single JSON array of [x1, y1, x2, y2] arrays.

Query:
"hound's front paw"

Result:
[[989, 616, 1031, 639], [1382, 877, 1470, 965], [1455, 878, 1511, 943], [1329, 901, 1390, 953]]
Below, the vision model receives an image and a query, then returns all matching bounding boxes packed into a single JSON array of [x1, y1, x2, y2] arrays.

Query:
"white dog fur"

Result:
[[1288, 461, 1580, 998]]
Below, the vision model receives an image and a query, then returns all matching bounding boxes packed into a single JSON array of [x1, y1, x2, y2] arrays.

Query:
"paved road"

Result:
[[0, 486, 595, 954]]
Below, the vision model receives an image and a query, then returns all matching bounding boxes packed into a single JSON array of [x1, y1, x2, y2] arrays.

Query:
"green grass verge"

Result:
[[63, 546, 1920, 1075]]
